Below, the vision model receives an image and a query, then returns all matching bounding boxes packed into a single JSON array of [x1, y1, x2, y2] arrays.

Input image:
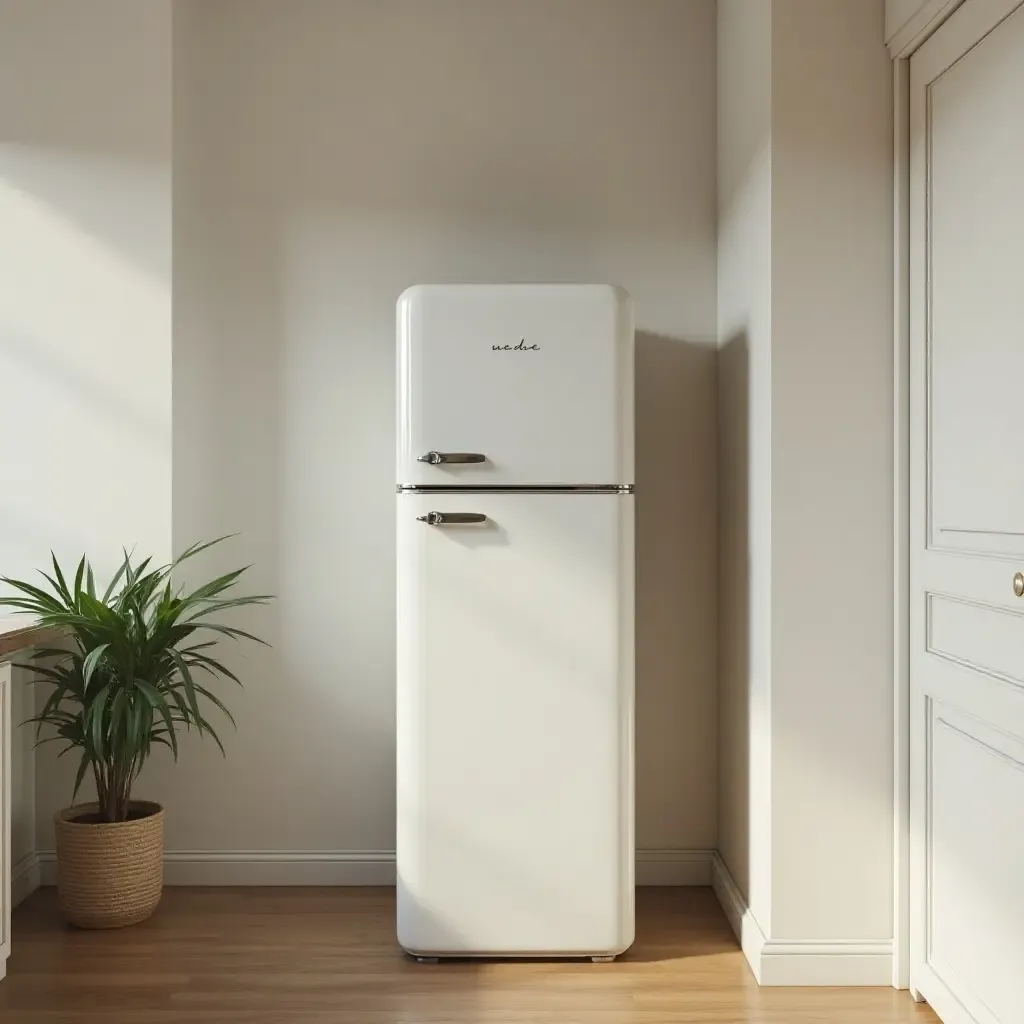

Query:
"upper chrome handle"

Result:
[[417, 451, 486, 465], [417, 512, 487, 526]]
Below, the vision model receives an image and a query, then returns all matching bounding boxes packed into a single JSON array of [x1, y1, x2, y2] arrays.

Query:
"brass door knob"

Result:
[[1014, 572, 1024, 598]]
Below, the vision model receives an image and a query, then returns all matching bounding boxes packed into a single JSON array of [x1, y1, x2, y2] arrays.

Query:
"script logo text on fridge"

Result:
[[491, 338, 540, 352]]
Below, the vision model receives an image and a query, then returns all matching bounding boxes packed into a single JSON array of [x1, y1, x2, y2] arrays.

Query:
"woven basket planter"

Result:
[[54, 801, 164, 929]]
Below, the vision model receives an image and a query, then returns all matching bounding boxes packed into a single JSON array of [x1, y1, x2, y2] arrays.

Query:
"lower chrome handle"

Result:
[[417, 512, 487, 526], [417, 451, 486, 465]]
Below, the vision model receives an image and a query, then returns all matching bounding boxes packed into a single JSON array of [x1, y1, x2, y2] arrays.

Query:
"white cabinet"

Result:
[[0, 662, 10, 982], [0, 630, 45, 984]]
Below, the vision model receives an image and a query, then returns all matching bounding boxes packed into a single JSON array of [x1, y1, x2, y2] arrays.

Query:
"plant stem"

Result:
[[92, 762, 105, 817]]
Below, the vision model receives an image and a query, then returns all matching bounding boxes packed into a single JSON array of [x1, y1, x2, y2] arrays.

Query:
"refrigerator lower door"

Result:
[[397, 492, 634, 958]]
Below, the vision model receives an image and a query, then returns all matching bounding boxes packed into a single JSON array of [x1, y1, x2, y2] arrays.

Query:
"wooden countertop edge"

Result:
[[0, 624, 64, 660]]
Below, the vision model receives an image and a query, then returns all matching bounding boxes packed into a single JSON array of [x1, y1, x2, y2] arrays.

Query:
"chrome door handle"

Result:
[[417, 451, 486, 465], [417, 512, 487, 526]]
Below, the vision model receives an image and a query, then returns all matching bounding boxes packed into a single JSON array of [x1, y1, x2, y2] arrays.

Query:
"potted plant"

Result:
[[0, 538, 270, 928]]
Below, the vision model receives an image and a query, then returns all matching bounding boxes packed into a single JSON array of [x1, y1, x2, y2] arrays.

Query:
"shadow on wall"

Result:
[[717, 330, 750, 896], [149, 322, 723, 856], [0, 0, 171, 281], [635, 331, 718, 850]]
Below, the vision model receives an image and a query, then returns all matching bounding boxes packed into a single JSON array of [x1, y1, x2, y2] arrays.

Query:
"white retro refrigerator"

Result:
[[396, 284, 635, 960]]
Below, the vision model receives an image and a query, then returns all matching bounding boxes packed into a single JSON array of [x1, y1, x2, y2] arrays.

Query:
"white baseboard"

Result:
[[35, 848, 712, 888], [636, 848, 713, 885], [710, 851, 767, 978], [710, 853, 894, 986], [756, 944, 896, 986], [25, 846, 894, 985], [12, 851, 41, 908], [37, 849, 397, 887]]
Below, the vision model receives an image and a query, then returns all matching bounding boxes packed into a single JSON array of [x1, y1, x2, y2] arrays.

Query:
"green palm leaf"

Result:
[[0, 538, 270, 822]]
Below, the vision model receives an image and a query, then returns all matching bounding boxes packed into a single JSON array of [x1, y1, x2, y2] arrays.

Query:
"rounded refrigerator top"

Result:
[[397, 284, 634, 487]]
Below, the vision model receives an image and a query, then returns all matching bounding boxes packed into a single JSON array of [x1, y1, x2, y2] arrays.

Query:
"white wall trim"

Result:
[[758, 942, 895, 987], [711, 853, 894, 986], [37, 849, 398, 887], [12, 852, 40, 909], [26, 845, 895, 985], [34, 848, 714, 888], [711, 852, 767, 982], [887, 0, 965, 57], [635, 848, 714, 885]]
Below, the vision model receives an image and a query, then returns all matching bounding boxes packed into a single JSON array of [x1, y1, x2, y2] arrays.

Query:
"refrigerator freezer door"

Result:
[[397, 284, 633, 486], [396, 493, 634, 957]]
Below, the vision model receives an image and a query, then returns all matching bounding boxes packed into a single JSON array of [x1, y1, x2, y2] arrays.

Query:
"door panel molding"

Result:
[[926, 704, 1024, 1022], [922, 0, 1024, 561], [927, 593, 1024, 689]]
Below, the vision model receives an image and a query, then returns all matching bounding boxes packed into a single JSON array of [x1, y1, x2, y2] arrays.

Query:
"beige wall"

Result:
[[716, 0, 773, 928], [8, 3, 893, 935], [770, 0, 893, 941], [0, 0, 172, 586], [717, 0, 894, 947], [0, 0, 173, 852], [163, 0, 718, 863]]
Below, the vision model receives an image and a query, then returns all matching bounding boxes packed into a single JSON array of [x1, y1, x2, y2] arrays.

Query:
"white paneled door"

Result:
[[910, 1, 1024, 1021]]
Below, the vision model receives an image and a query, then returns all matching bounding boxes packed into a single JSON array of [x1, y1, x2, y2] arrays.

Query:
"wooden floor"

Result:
[[3, 887, 937, 1023]]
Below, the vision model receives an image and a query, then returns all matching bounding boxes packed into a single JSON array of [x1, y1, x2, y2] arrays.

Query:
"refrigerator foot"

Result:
[[414, 956, 440, 964], [591, 955, 616, 963]]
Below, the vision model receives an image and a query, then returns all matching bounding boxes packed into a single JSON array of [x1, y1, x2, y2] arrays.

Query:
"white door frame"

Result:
[[888, 0, 967, 994], [892, 51, 912, 992]]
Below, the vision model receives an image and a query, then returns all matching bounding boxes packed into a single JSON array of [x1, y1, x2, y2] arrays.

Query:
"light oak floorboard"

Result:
[[2, 887, 938, 1023]]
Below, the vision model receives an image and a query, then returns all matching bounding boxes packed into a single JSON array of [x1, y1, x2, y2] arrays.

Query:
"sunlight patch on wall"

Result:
[[0, 169, 171, 581]]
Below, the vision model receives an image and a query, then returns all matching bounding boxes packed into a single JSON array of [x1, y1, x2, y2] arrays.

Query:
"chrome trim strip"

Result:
[[396, 484, 634, 494]]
